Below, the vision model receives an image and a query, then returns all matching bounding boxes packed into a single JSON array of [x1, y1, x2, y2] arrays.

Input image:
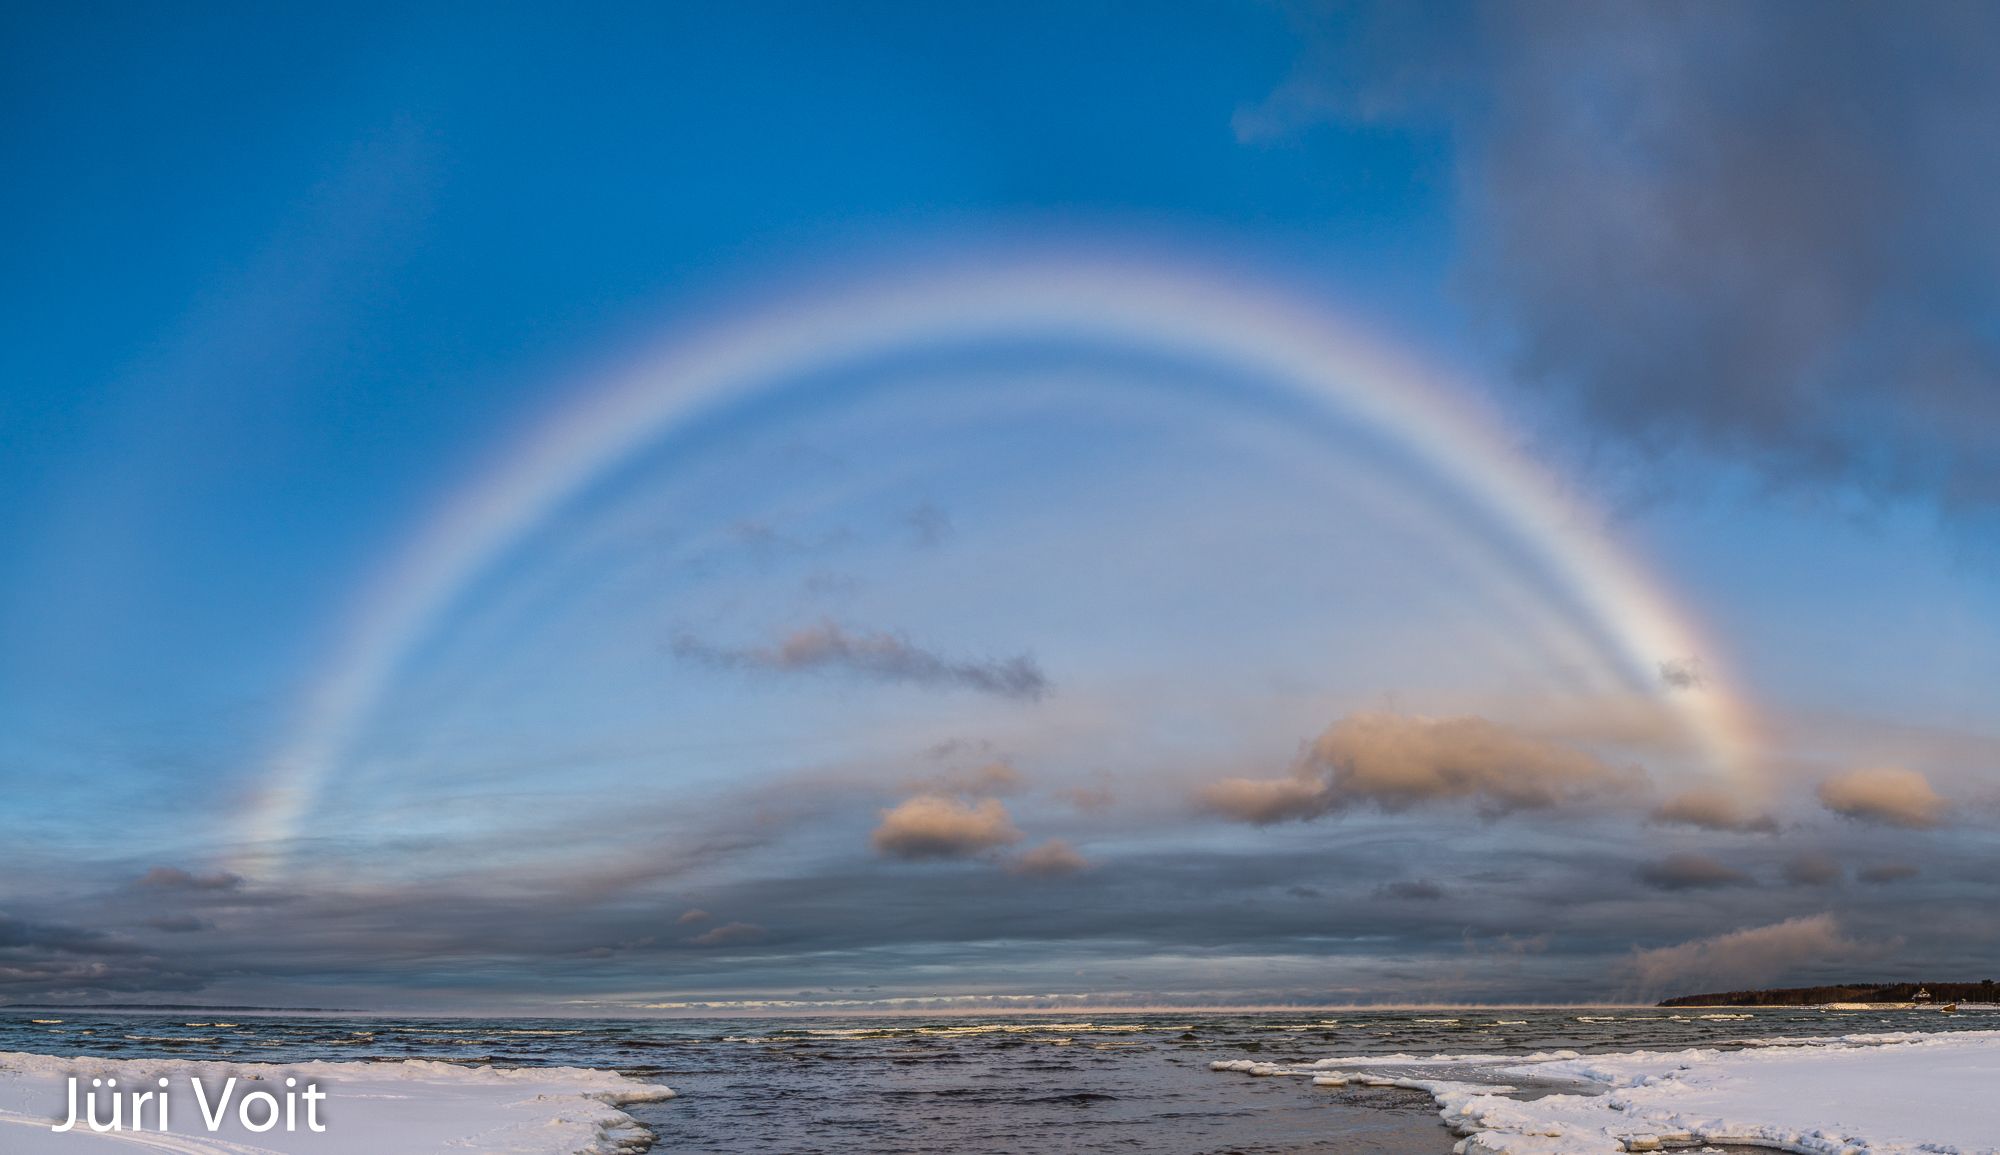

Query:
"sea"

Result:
[[2, 1006, 1989, 1153]]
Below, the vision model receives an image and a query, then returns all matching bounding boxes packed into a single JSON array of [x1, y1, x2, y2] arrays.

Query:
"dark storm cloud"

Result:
[[674, 621, 1049, 701], [0, 912, 204, 996], [1636, 853, 1752, 891], [0, 913, 129, 955], [1247, 1, 2000, 508]]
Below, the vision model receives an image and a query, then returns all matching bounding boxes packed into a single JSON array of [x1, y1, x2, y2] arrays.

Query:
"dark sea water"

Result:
[[2, 1006, 1990, 1153]]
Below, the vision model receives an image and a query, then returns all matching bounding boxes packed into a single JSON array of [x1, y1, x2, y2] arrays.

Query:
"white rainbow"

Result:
[[242, 255, 1762, 864]]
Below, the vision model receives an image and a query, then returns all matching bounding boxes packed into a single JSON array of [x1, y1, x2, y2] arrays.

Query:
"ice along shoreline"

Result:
[[1214, 1027, 2000, 1155], [0, 1049, 675, 1155]]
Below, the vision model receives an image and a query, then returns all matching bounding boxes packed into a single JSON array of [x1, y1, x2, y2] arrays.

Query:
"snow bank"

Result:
[[1214, 1029, 2000, 1154], [0, 1050, 674, 1154]]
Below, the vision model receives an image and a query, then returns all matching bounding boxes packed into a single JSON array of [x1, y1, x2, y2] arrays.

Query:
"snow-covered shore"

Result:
[[1214, 1028, 2000, 1154], [0, 1050, 675, 1154]]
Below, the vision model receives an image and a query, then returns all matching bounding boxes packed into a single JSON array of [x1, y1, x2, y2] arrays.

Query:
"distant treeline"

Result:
[[1661, 981, 1999, 1007]]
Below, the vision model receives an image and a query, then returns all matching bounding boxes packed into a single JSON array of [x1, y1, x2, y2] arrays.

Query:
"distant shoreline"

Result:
[[1659, 981, 1999, 1008]]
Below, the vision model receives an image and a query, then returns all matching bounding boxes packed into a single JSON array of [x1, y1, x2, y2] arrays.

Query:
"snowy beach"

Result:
[[0, 1051, 674, 1155], [1216, 1027, 2000, 1154]]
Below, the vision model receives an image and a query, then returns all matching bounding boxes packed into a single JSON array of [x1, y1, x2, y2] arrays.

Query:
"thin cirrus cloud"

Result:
[[1817, 767, 1949, 828], [1201, 711, 1647, 824], [691, 921, 767, 947], [914, 760, 1027, 797], [871, 795, 1024, 860], [673, 621, 1049, 701]]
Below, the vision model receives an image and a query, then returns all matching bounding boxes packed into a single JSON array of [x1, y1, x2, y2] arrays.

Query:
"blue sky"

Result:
[[3, 2, 1998, 1010]]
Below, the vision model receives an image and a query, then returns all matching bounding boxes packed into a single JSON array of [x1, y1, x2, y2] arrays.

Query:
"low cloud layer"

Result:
[[675, 621, 1048, 701], [871, 795, 1024, 860], [1818, 767, 1949, 828], [1783, 853, 1844, 887], [1637, 853, 1752, 891], [134, 867, 242, 892], [1009, 840, 1090, 877], [1202, 712, 1646, 823], [1629, 914, 1867, 996], [0, 912, 201, 996], [691, 921, 767, 947], [1377, 879, 1446, 902], [1649, 787, 1777, 833]]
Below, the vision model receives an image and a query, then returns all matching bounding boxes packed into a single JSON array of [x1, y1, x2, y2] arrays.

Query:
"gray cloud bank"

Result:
[[1247, 2, 2000, 509], [1628, 914, 1875, 996], [674, 621, 1048, 700]]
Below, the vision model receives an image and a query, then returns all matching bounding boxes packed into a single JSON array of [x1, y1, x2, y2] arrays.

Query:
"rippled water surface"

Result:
[[4, 1006, 1988, 1152]]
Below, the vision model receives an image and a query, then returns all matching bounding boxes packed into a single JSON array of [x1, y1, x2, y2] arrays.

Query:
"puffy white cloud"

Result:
[[871, 795, 1024, 860], [1818, 767, 1948, 828], [1202, 712, 1646, 823]]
